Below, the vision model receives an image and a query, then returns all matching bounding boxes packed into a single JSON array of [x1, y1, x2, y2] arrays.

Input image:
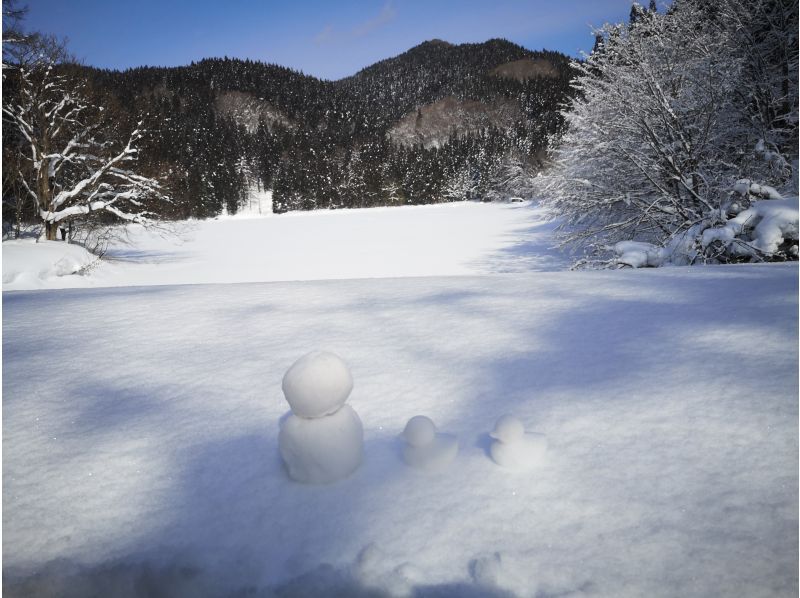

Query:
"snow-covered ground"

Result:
[[3, 201, 798, 597], [3, 201, 565, 291]]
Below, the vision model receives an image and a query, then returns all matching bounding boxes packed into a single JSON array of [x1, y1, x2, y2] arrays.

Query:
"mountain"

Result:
[[64, 39, 576, 217]]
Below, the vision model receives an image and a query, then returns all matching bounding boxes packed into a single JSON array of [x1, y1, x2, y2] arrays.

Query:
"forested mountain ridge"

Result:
[[43, 39, 574, 218]]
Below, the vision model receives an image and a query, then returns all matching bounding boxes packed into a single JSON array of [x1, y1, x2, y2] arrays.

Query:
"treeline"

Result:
[[539, 0, 798, 266], [55, 39, 573, 218]]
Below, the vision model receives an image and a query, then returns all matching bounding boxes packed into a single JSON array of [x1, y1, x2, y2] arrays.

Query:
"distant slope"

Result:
[[7, 39, 575, 221], [338, 38, 571, 127]]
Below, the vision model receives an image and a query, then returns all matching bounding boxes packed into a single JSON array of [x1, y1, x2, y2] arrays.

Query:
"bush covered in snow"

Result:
[[537, 0, 798, 268], [614, 195, 799, 268]]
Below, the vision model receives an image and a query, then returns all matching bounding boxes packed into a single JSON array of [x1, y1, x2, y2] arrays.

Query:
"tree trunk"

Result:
[[45, 220, 58, 241], [14, 198, 22, 239]]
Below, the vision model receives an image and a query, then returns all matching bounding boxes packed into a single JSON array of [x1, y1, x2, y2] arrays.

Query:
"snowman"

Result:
[[488, 414, 547, 470], [400, 415, 458, 472], [278, 351, 363, 484]]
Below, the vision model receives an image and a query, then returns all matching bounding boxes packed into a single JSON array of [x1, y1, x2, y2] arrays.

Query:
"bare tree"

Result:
[[3, 43, 170, 241]]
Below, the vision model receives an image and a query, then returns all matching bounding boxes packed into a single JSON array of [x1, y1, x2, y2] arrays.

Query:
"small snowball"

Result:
[[402, 415, 436, 447], [490, 414, 525, 443], [279, 404, 363, 484], [282, 351, 354, 418]]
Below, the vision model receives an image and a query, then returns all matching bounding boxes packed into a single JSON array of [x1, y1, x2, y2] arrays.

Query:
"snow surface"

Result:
[[3, 201, 565, 291], [3, 263, 797, 597]]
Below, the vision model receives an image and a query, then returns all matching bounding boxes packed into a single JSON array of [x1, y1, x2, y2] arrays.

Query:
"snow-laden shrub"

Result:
[[701, 198, 799, 261], [537, 0, 798, 268], [613, 195, 798, 267]]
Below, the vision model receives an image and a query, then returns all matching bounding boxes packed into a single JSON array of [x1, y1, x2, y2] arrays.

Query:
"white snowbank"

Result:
[[2, 240, 98, 288]]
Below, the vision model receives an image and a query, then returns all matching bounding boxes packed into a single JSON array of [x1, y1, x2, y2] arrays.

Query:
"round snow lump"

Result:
[[282, 351, 354, 418], [402, 415, 437, 447], [490, 414, 525, 444], [279, 404, 364, 484]]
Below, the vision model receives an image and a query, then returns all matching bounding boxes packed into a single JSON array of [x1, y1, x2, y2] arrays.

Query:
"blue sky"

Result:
[[24, 1, 638, 80]]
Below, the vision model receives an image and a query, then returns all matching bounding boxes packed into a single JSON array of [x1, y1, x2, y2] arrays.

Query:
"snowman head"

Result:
[[282, 351, 354, 418]]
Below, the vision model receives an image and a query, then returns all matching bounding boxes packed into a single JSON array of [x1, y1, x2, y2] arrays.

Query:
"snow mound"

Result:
[[470, 552, 533, 596], [489, 415, 547, 470], [400, 416, 458, 472], [402, 415, 437, 447], [278, 404, 364, 484], [2, 240, 97, 287], [281, 351, 354, 418], [613, 240, 668, 268], [489, 414, 525, 443], [490, 432, 547, 471]]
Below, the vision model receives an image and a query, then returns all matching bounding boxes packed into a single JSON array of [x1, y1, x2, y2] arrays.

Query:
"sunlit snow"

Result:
[[3, 201, 797, 597], [3, 201, 564, 291]]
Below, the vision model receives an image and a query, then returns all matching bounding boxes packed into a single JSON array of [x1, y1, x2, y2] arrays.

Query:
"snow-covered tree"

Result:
[[539, 0, 798, 265], [442, 164, 472, 202], [3, 53, 169, 240]]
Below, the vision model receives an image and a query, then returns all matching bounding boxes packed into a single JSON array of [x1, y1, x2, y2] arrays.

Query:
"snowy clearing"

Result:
[[3, 264, 797, 597], [2, 201, 565, 291]]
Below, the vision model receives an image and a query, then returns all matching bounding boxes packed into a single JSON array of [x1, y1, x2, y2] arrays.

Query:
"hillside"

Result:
[[3, 39, 573, 223]]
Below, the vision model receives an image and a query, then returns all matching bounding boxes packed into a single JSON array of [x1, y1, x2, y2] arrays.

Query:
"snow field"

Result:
[[3, 264, 797, 596], [2, 200, 565, 291]]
